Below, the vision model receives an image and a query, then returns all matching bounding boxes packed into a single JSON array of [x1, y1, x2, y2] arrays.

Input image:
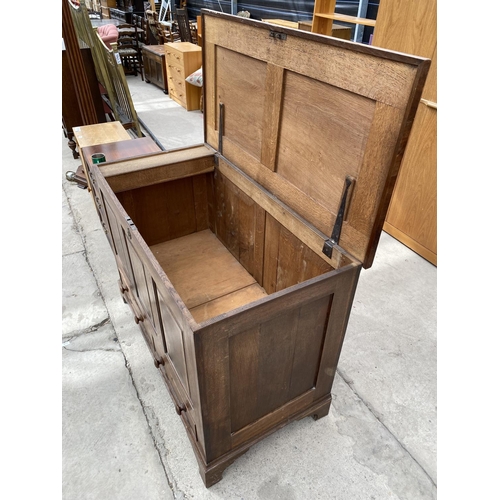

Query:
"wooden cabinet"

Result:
[[143, 44, 168, 93], [165, 42, 202, 111], [373, 0, 437, 265], [81, 12, 429, 488]]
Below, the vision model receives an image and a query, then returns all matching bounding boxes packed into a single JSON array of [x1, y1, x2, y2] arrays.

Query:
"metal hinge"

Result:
[[269, 30, 287, 41], [216, 102, 225, 166], [322, 176, 355, 258]]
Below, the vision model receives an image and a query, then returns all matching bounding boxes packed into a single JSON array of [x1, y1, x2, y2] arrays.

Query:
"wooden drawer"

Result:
[[168, 87, 187, 108], [164, 48, 185, 68], [166, 61, 187, 80], [168, 75, 188, 102]]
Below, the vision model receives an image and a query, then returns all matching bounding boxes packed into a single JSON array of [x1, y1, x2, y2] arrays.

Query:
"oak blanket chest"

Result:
[[84, 11, 429, 487], [142, 44, 168, 94]]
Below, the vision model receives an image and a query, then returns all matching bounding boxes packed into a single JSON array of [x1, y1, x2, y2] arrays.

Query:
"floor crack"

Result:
[[121, 354, 183, 499], [63, 182, 179, 497], [62, 317, 110, 340]]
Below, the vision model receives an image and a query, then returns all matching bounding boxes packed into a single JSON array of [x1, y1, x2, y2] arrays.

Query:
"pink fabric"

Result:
[[97, 24, 119, 49]]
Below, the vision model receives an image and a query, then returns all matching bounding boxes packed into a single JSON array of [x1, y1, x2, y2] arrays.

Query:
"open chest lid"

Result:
[[201, 10, 430, 269]]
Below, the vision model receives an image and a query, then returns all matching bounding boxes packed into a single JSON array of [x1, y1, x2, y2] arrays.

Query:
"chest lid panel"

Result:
[[201, 10, 430, 268]]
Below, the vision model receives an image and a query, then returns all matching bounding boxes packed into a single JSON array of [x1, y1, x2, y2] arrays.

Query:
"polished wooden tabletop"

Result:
[[81, 136, 161, 167]]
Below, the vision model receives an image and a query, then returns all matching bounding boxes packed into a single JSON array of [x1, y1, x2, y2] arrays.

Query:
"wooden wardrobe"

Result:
[[372, 0, 437, 265]]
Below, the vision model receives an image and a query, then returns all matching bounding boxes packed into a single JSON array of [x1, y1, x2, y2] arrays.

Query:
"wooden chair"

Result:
[[145, 9, 160, 44], [159, 20, 180, 43], [116, 24, 144, 80], [175, 8, 193, 43], [131, 13, 147, 47]]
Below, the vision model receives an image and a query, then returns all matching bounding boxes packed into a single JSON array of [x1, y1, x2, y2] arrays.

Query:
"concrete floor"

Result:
[[62, 74, 437, 499]]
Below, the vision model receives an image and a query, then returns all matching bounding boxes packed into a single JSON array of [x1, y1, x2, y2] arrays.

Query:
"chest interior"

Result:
[[98, 148, 354, 325]]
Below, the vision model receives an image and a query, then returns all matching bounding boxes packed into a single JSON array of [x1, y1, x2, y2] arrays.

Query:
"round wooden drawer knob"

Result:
[[175, 403, 186, 416], [154, 357, 165, 369]]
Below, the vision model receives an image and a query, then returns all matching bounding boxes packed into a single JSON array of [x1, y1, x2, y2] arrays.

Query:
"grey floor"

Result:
[[62, 74, 437, 500]]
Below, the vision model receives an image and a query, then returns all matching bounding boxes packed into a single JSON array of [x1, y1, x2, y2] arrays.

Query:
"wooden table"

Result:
[[80, 136, 161, 169], [73, 121, 131, 149], [72, 121, 132, 190]]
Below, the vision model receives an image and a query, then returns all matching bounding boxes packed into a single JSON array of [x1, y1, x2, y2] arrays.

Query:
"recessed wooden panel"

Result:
[[228, 311, 297, 432], [101, 195, 135, 290], [127, 240, 155, 325], [288, 296, 331, 400], [276, 71, 375, 212], [228, 325, 260, 433], [214, 171, 266, 283], [157, 290, 191, 396], [228, 294, 331, 433], [263, 214, 333, 294], [216, 47, 267, 161]]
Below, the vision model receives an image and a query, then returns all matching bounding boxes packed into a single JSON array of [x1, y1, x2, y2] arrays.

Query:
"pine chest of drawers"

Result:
[[165, 41, 202, 111], [84, 11, 429, 488]]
